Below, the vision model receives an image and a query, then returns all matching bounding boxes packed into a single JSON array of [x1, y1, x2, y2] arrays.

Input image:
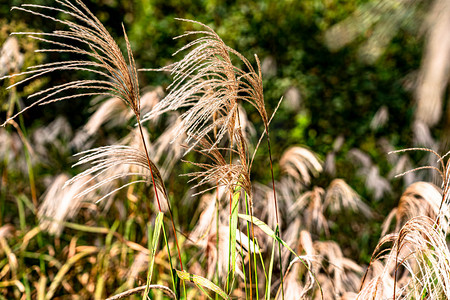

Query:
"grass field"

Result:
[[1, 1, 450, 299]]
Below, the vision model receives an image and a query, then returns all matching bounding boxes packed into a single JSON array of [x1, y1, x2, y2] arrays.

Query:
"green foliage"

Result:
[[1, 0, 445, 298]]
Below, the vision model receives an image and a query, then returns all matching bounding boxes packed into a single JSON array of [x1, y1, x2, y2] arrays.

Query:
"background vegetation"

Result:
[[1, 0, 449, 299]]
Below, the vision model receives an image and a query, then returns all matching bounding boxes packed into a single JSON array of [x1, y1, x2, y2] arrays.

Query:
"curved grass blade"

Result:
[[45, 247, 98, 300], [266, 234, 276, 300], [144, 211, 164, 297], [238, 213, 323, 299], [176, 270, 230, 300], [226, 187, 240, 293]]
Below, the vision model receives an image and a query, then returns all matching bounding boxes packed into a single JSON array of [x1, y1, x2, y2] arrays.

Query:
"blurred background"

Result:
[[0, 0, 449, 298]]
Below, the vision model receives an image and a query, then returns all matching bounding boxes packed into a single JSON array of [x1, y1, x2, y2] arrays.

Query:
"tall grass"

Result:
[[1, 1, 450, 299]]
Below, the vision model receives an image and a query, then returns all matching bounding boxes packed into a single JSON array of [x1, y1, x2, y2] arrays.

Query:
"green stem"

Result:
[[216, 193, 220, 300], [244, 192, 258, 299], [162, 220, 179, 299], [137, 119, 184, 271], [266, 134, 284, 299]]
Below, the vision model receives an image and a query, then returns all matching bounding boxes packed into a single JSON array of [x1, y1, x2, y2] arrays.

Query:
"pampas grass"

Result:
[[4, 1, 450, 299]]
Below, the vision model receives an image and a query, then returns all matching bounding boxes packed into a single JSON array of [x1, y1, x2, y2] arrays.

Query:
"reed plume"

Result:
[[0, 0, 174, 212], [141, 19, 269, 153], [2, 0, 141, 126], [360, 216, 450, 299], [1, 1, 186, 276], [280, 146, 323, 186]]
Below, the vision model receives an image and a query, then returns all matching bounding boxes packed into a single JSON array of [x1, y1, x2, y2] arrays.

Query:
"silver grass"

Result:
[[76, 126, 170, 212], [281, 264, 307, 300], [299, 230, 315, 257], [360, 216, 450, 299], [1, 1, 173, 217], [395, 182, 447, 232], [265, 184, 281, 230], [388, 155, 416, 187], [341, 258, 365, 289], [280, 217, 301, 268], [280, 146, 323, 186], [381, 208, 399, 237], [261, 55, 277, 77], [357, 276, 393, 300], [389, 148, 450, 212], [313, 241, 345, 296], [75, 87, 163, 148], [277, 229, 317, 299], [39, 173, 93, 235], [304, 187, 329, 235], [324, 152, 336, 176], [70, 96, 124, 150], [189, 191, 222, 242], [278, 260, 314, 300], [0, 130, 23, 168], [312, 244, 363, 298], [324, 135, 344, 176], [1, 0, 142, 127], [31, 116, 72, 162], [348, 149, 392, 200], [415, 0, 450, 126], [325, 179, 373, 218], [339, 292, 357, 300], [358, 260, 394, 299], [184, 133, 251, 198], [151, 114, 185, 180], [277, 176, 303, 212], [234, 104, 256, 147], [347, 148, 372, 170], [141, 19, 269, 153], [283, 86, 301, 111], [84, 97, 125, 137], [370, 105, 389, 130], [377, 137, 397, 164], [294, 233, 365, 297], [65, 145, 166, 204], [194, 224, 258, 282], [0, 37, 24, 76], [412, 120, 437, 149], [252, 183, 282, 233]]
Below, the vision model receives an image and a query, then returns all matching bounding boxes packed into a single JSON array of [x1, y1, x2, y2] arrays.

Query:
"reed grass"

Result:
[[1, 1, 450, 300]]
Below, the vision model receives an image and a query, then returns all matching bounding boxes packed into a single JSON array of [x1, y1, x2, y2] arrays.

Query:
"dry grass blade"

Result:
[[1, 0, 141, 126], [45, 247, 98, 300], [65, 145, 167, 203], [105, 284, 176, 299], [278, 257, 315, 300]]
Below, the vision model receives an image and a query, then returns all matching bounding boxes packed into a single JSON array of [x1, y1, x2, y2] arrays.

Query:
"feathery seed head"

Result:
[[2, 0, 141, 127], [141, 19, 269, 153], [280, 146, 322, 186]]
